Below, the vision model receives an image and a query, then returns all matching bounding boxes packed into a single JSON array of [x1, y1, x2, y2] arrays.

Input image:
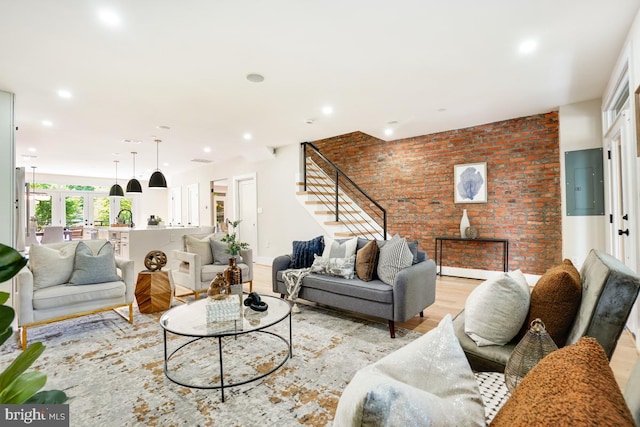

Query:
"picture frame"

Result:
[[454, 162, 487, 203]]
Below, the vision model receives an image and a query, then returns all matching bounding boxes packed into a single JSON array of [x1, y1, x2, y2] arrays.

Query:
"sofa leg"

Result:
[[388, 321, 396, 338], [280, 294, 285, 299], [249, 281, 253, 293], [128, 304, 134, 324], [420, 311, 424, 318], [20, 327, 27, 350]]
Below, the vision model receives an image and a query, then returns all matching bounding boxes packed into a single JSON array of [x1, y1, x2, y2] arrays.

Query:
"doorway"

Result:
[[233, 174, 258, 256]]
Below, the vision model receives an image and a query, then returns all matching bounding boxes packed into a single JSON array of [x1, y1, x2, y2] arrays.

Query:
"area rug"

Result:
[[0, 302, 421, 427]]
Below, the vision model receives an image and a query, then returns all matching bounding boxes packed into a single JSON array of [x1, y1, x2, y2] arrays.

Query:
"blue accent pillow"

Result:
[[69, 241, 121, 285], [291, 236, 324, 269]]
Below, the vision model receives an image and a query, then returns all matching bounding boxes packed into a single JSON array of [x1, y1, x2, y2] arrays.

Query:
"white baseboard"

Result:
[[439, 266, 541, 286], [254, 256, 274, 266]]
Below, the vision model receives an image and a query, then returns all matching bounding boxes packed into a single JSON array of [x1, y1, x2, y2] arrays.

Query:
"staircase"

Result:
[[295, 143, 388, 240]]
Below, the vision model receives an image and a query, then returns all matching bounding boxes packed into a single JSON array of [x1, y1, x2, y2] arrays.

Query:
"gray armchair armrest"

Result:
[[16, 266, 35, 325], [272, 255, 292, 292], [115, 257, 135, 303], [392, 259, 437, 322]]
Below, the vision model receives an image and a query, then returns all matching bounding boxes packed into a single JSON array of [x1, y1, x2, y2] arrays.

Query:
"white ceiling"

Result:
[[2, 1, 639, 180]]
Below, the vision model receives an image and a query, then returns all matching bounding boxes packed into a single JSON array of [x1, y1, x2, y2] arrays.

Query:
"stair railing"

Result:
[[302, 142, 387, 240]]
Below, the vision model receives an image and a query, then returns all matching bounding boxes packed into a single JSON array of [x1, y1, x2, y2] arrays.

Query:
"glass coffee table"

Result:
[[160, 294, 292, 402]]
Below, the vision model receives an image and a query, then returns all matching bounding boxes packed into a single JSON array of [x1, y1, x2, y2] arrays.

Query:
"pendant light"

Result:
[[29, 166, 49, 201], [149, 139, 167, 188], [126, 151, 143, 193], [109, 160, 125, 198]]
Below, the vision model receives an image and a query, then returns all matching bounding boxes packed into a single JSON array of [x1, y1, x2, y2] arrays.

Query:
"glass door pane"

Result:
[[64, 196, 84, 227], [93, 196, 110, 227], [33, 196, 52, 231]]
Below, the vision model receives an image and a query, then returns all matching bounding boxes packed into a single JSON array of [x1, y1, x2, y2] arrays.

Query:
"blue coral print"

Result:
[[457, 167, 484, 201]]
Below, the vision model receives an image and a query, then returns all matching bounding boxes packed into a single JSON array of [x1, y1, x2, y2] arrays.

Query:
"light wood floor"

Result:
[[251, 263, 638, 389]]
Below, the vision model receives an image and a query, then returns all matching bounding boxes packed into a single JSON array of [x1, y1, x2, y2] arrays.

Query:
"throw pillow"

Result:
[[355, 240, 379, 281], [491, 337, 635, 426], [322, 236, 358, 259], [326, 255, 356, 279], [69, 241, 121, 285], [522, 259, 582, 346], [377, 237, 419, 264], [291, 235, 324, 269], [376, 235, 413, 285], [210, 238, 243, 264], [29, 243, 76, 290], [334, 315, 485, 426], [185, 234, 214, 265], [464, 272, 530, 346], [309, 254, 329, 274]]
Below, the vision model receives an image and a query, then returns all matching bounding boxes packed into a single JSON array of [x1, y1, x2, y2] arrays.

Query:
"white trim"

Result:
[[439, 266, 540, 286]]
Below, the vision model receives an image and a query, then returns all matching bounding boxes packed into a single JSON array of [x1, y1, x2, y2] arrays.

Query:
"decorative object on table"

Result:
[[504, 318, 558, 392], [244, 292, 268, 312], [224, 257, 243, 290], [454, 162, 487, 203], [208, 272, 230, 300], [135, 270, 172, 313], [465, 226, 479, 239], [144, 250, 167, 272], [460, 209, 470, 238], [147, 215, 159, 226], [222, 219, 249, 290], [205, 295, 241, 322]]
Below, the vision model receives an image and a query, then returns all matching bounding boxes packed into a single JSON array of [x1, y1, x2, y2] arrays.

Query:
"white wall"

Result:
[[170, 144, 325, 263], [558, 99, 607, 269]]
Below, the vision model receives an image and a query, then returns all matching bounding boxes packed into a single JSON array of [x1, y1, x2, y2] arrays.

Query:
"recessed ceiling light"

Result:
[[111, 152, 121, 156], [437, 108, 447, 112], [387, 120, 399, 125], [246, 73, 265, 83], [204, 147, 211, 153], [163, 162, 169, 167], [28, 147, 37, 152], [157, 125, 171, 130], [121, 139, 142, 144], [57, 89, 72, 99], [98, 9, 121, 27], [243, 133, 253, 140], [305, 119, 314, 125], [322, 106, 333, 115], [384, 128, 393, 136], [41, 120, 53, 127], [519, 39, 537, 54]]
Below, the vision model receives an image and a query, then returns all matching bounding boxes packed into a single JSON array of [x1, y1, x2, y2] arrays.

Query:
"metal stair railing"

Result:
[[302, 142, 387, 240]]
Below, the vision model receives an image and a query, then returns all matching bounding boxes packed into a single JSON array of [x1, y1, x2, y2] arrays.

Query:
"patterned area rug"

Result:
[[0, 302, 421, 427]]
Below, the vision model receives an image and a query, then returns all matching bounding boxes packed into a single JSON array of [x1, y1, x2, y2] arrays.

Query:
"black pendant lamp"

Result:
[[149, 139, 167, 188], [109, 160, 124, 198], [126, 151, 143, 193]]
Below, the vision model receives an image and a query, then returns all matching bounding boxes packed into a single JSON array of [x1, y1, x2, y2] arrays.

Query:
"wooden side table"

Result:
[[135, 270, 172, 313]]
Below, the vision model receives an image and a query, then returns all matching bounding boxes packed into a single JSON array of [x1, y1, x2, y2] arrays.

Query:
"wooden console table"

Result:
[[434, 237, 509, 276]]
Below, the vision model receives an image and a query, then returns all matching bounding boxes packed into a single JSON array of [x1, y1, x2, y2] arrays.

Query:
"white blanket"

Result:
[[281, 268, 311, 313]]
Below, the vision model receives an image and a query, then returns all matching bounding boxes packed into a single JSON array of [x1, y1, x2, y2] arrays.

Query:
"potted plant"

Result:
[[221, 220, 249, 289], [0, 243, 67, 404]]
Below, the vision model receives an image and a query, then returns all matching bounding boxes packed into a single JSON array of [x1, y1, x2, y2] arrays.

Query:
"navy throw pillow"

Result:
[[291, 236, 324, 269]]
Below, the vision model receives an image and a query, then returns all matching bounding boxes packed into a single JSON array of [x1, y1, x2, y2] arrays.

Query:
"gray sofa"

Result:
[[272, 239, 437, 338], [453, 248, 640, 372]]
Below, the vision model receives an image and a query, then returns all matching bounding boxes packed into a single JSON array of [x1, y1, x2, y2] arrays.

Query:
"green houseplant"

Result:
[[221, 219, 249, 257], [0, 243, 67, 404]]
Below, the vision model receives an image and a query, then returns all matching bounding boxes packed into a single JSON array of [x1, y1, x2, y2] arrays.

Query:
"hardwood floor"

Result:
[[251, 263, 638, 389]]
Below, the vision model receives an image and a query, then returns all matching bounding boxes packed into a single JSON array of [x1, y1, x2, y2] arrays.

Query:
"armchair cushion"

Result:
[[69, 241, 120, 285], [184, 234, 214, 265], [210, 238, 242, 264], [29, 243, 76, 290]]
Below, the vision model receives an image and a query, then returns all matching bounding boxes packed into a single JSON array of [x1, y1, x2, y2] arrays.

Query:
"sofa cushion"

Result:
[[334, 314, 485, 427], [491, 337, 635, 426], [29, 242, 78, 290], [523, 259, 581, 346], [291, 235, 324, 269], [301, 274, 393, 304], [185, 234, 214, 265], [69, 241, 121, 285], [32, 280, 126, 310], [377, 235, 413, 285], [323, 236, 358, 259], [355, 239, 379, 282], [464, 271, 530, 346]]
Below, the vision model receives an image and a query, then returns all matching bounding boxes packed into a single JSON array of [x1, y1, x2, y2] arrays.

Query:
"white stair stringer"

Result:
[[295, 159, 388, 240]]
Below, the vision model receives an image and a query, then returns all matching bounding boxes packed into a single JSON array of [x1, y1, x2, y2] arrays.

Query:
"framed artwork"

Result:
[[454, 162, 487, 203]]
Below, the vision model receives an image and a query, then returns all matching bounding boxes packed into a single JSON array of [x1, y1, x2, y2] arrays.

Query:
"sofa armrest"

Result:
[[392, 258, 437, 322], [239, 248, 254, 282], [115, 257, 135, 303], [272, 255, 292, 292], [16, 266, 35, 325], [171, 250, 201, 290]]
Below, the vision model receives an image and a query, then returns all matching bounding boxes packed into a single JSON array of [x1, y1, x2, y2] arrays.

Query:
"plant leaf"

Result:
[[0, 244, 28, 283], [0, 291, 9, 306], [26, 389, 68, 404], [0, 305, 15, 347], [0, 371, 46, 404], [0, 342, 45, 392]]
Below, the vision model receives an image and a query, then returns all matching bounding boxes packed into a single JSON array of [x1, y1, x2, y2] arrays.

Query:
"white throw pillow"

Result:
[[29, 243, 77, 289], [184, 234, 214, 265], [334, 315, 485, 427], [376, 235, 413, 285], [464, 271, 530, 347], [322, 236, 358, 259]]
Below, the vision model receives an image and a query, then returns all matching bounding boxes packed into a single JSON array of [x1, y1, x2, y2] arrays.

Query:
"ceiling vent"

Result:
[[191, 158, 213, 163]]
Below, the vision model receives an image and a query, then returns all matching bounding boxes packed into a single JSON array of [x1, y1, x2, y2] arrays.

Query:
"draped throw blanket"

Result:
[[282, 268, 311, 313]]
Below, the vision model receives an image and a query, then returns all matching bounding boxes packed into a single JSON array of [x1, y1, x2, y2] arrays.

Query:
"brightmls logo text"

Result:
[[0, 405, 69, 426]]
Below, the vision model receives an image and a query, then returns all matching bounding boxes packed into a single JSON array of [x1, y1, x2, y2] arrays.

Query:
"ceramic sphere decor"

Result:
[[465, 226, 479, 239], [144, 250, 167, 271]]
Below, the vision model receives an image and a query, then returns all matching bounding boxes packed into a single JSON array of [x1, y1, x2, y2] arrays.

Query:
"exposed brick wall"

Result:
[[311, 112, 561, 275]]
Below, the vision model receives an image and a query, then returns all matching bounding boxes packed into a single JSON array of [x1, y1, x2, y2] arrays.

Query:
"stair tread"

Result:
[[315, 210, 361, 215]]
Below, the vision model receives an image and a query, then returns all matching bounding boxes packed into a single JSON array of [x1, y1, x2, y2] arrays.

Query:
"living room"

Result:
[[2, 2, 640, 426]]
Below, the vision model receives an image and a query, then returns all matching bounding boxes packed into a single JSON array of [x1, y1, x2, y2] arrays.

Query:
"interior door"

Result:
[[235, 175, 258, 255]]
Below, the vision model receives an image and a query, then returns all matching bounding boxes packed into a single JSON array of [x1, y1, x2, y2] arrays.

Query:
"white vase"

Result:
[[460, 209, 470, 238]]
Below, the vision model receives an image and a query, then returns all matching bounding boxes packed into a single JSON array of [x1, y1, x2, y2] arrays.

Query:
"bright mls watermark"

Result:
[[0, 405, 69, 426]]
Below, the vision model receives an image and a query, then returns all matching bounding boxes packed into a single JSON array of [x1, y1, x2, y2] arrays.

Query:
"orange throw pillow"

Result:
[[521, 259, 581, 346], [492, 337, 635, 426], [355, 240, 379, 282]]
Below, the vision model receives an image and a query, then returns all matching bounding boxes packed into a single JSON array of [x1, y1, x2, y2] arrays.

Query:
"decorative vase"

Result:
[[224, 256, 243, 294], [460, 209, 470, 238], [208, 272, 230, 300]]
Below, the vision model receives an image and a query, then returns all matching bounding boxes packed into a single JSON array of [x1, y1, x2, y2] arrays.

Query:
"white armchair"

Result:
[[171, 233, 254, 300]]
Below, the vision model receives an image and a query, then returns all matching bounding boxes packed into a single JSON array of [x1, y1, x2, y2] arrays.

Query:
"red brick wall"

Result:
[[311, 112, 561, 275]]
